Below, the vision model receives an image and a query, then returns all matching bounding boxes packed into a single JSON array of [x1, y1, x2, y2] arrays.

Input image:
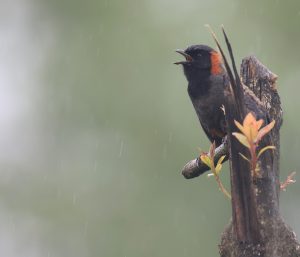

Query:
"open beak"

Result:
[[174, 49, 193, 65]]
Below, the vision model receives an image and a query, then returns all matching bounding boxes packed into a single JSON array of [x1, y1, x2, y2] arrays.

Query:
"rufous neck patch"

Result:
[[210, 51, 223, 75]]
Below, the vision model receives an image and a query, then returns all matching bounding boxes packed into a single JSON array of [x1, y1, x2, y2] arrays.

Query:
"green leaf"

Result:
[[257, 145, 276, 158], [232, 132, 250, 148], [215, 163, 222, 174], [200, 155, 212, 168], [216, 155, 226, 167]]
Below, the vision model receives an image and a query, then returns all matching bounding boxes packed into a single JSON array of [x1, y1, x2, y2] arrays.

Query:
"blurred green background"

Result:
[[1, 0, 300, 256]]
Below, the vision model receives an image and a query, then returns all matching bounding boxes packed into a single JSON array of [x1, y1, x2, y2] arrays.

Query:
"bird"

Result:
[[175, 44, 267, 147], [175, 45, 227, 146]]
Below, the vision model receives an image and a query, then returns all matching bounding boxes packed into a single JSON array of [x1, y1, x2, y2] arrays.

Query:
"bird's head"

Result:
[[175, 45, 223, 82]]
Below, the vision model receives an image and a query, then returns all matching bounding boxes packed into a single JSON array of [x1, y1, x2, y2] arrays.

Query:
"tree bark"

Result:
[[219, 56, 300, 257]]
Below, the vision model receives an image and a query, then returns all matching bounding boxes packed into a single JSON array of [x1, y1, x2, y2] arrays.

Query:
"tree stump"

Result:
[[219, 56, 300, 257], [181, 54, 300, 256]]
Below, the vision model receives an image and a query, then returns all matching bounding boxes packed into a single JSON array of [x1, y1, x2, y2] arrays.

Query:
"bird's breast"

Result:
[[188, 74, 226, 128]]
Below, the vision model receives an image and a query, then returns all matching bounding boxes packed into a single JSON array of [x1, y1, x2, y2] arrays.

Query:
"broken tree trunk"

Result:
[[219, 56, 300, 257], [181, 55, 300, 256]]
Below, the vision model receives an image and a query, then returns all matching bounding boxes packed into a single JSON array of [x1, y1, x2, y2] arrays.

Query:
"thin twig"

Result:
[[280, 172, 296, 191]]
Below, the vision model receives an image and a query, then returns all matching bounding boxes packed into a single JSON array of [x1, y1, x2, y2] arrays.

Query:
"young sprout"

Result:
[[232, 112, 275, 176], [280, 172, 296, 191], [200, 142, 231, 199]]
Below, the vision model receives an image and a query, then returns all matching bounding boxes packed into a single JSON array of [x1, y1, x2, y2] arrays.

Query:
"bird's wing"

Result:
[[199, 119, 224, 147]]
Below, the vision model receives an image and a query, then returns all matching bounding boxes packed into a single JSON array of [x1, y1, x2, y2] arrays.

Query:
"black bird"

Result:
[[175, 45, 227, 146], [175, 44, 267, 148]]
